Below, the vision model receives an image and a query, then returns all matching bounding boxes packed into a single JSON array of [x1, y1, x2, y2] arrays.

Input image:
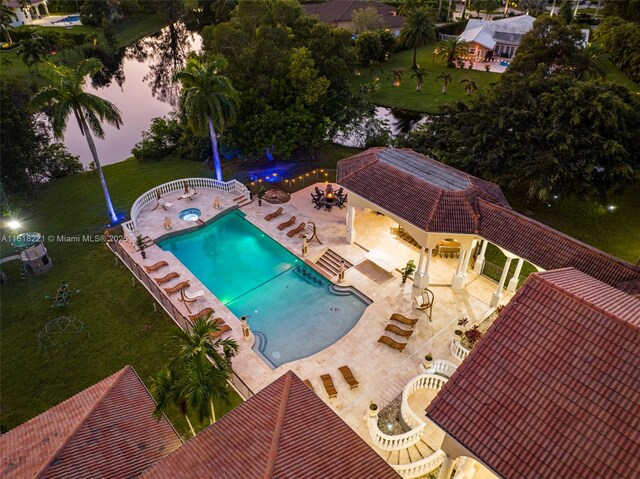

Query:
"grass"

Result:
[[350, 43, 501, 113], [114, 14, 167, 48], [602, 58, 639, 93], [0, 144, 360, 435]]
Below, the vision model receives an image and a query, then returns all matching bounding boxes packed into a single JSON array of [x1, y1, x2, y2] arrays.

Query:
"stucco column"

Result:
[[34, 4, 40, 17], [415, 248, 432, 289], [451, 249, 471, 290], [416, 247, 426, 278], [345, 206, 356, 244], [437, 455, 456, 479], [43, 1, 49, 15], [473, 240, 488, 274], [507, 257, 524, 292], [491, 256, 512, 306]]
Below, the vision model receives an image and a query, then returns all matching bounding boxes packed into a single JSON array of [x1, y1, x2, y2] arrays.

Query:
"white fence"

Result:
[[393, 449, 447, 479], [425, 359, 458, 379], [450, 337, 470, 362], [123, 177, 250, 232]]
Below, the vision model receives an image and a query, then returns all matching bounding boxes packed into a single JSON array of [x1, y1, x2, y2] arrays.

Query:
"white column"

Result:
[[438, 455, 456, 479], [416, 247, 426, 277], [415, 248, 432, 288], [345, 206, 356, 244], [507, 257, 524, 292], [491, 256, 512, 306], [451, 249, 470, 290], [43, 1, 49, 15], [473, 240, 488, 274], [34, 4, 40, 17]]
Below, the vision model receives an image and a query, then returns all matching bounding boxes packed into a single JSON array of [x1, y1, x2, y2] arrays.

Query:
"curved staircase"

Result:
[[367, 360, 458, 479]]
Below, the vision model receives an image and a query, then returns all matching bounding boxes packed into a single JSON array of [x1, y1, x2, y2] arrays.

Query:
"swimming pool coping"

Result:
[[153, 205, 241, 243]]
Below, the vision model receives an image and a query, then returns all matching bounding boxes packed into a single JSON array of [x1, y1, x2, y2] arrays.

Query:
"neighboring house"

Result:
[[303, 0, 404, 36], [140, 371, 401, 478], [426, 268, 640, 479], [0, 366, 183, 479], [7, 0, 49, 27], [458, 14, 535, 60]]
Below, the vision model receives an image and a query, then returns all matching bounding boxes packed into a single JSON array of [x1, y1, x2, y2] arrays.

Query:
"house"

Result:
[[426, 268, 640, 479], [139, 371, 401, 478], [458, 14, 535, 61], [303, 0, 404, 36], [6, 0, 50, 27], [0, 366, 183, 479]]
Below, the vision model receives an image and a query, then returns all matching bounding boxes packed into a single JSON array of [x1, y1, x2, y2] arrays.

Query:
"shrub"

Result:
[[464, 325, 483, 348], [38, 143, 83, 180], [132, 116, 182, 161]]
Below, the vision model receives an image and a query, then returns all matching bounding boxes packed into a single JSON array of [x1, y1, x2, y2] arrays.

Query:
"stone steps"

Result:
[[385, 438, 435, 465], [233, 195, 252, 207], [315, 249, 353, 276]]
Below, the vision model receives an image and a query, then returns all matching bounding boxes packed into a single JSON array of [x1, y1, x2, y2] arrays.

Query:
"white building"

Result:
[[7, 0, 50, 27], [458, 14, 535, 61]]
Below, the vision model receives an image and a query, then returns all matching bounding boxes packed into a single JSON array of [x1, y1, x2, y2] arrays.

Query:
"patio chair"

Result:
[[390, 313, 419, 326], [385, 323, 413, 338], [188, 307, 214, 322], [209, 324, 232, 338], [312, 195, 323, 210], [335, 193, 348, 209], [181, 288, 205, 302], [163, 217, 172, 230], [213, 197, 222, 209], [320, 374, 338, 398], [414, 289, 435, 319], [264, 207, 283, 221], [144, 261, 168, 273], [314, 186, 324, 197], [179, 181, 198, 201], [338, 366, 359, 389], [335, 187, 344, 198], [154, 272, 179, 284], [151, 191, 173, 211], [378, 335, 407, 351], [303, 379, 315, 392], [164, 281, 189, 295], [287, 222, 306, 238], [277, 216, 296, 231]]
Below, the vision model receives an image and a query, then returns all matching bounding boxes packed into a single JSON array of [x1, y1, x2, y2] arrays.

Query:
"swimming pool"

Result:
[[55, 15, 80, 23], [159, 210, 370, 368]]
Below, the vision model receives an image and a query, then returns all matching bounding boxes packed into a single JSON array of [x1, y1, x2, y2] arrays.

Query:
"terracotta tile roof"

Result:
[[478, 199, 640, 288], [0, 366, 182, 479], [337, 148, 510, 234], [303, 1, 404, 28], [426, 268, 640, 479], [140, 371, 400, 479]]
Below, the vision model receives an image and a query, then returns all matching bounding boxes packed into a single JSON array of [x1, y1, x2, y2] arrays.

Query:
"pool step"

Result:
[[233, 195, 252, 208], [315, 249, 353, 277]]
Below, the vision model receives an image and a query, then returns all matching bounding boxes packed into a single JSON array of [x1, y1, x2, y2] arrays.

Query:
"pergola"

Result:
[[337, 148, 640, 304]]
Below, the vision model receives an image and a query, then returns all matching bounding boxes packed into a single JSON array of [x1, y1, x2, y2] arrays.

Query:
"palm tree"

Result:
[[1, 0, 14, 44], [433, 38, 469, 67], [182, 352, 230, 425], [399, 8, 436, 69], [151, 366, 198, 437], [579, 45, 608, 80], [397, 0, 425, 16], [461, 78, 478, 95], [388, 69, 404, 87], [172, 316, 239, 372], [436, 72, 453, 93], [31, 59, 122, 224], [410, 67, 429, 91], [19, 37, 46, 75], [174, 55, 239, 182]]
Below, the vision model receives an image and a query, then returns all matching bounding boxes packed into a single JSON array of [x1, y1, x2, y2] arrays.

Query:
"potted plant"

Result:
[[424, 353, 433, 369], [135, 235, 147, 259], [257, 185, 266, 206], [400, 259, 416, 283], [454, 329, 464, 340], [368, 402, 379, 418]]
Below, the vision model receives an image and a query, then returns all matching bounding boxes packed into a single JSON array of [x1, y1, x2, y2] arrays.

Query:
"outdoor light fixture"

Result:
[[393, 80, 401, 87], [607, 205, 617, 211], [7, 220, 21, 229]]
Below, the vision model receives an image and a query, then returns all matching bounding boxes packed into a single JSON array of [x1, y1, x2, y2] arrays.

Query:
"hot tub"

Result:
[[178, 208, 201, 222]]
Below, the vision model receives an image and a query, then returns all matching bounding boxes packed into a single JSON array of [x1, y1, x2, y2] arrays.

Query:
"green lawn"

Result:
[[350, 43, 501, 113], [114, 14, 167, 48], [603, 58, 640, 92]]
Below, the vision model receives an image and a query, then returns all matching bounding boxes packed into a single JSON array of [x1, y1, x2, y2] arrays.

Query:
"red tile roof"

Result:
[[0, 366, 182, 479], [426, 268, 640, 479], [337, 148, 640, 289], [140, 371, 400, 479]]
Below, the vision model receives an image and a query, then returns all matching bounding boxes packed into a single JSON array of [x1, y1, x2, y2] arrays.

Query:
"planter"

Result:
[[423, 356, 433, 370], [368, 403, 379, 418]]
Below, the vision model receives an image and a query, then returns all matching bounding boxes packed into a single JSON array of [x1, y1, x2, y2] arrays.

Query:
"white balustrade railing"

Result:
[[367, 416, 425, 451], [124, 178, 250, 231], [392, 449, 447, 479], [369, 373, 448, 452], [426, 359, 458, 378], [450, 337, 470, 362]]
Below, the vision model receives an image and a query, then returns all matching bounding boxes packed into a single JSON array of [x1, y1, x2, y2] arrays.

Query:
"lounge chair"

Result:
[[151, 191, 173, 211], [277, 216, 296, 231], [213, 197, 221, 209], [179, 189, 197, 200], [164, 281, 189, 295], [378, 335, 407, 351], [320, 374, 337, 398], [188, 307, 214, 322], [163, 217, 172, 230], [390, 313, 419, 326], [209, 324, 232, 338], [303, 379, 315, 392], [338, 366, 359, 389], [180, 288, 205, 302], [154, 272, 179, 284], [144, 261, 168, 273], [385, 324, 414, 338], [287, 222, 306, 238], [264, 207, 283, 221]]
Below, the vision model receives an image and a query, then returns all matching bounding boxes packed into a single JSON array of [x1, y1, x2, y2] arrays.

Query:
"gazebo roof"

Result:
[[426, 268, 640, 479], [0, 366, 182, 479], [337, 148, 509, 234]]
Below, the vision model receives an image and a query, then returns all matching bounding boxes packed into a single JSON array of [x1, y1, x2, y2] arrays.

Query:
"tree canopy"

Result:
[[593, 16, 640, 83]]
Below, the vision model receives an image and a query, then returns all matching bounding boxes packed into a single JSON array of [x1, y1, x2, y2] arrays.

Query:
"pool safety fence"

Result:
[[106, 240, 255, 399]]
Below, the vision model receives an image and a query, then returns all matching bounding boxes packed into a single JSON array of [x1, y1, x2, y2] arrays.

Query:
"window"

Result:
[[469, 48, 475, 54]]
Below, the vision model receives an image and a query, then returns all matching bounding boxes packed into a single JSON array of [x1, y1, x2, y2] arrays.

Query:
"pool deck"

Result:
[[123, 183, 513, 453]]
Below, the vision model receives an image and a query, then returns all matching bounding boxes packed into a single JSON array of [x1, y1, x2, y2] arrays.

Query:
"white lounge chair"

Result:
[[179, 189, 197, 201], [179, 287, 205, 312], [151, 190, 173, 211]]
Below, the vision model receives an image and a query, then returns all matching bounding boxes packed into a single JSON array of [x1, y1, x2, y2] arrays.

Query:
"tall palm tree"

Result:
[[436, 72, 453, 93], [151, 366, 198, 437], [433, 38, 469, 67], [182, 352, 230, 425], [1, 0, 14, 44], [399, 8, 436, 69], [461, 78, 478, 95], [31, 59, 122, 224], [19, 37, 46, 75], [579, 44, 608, 80], [172, 316, 239, 372], [174, 55, 239, 182], [410, 67, 429, 91], [398, 0, 425, 16]]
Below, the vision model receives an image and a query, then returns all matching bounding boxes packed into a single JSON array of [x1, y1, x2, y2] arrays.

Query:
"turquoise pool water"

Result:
[[159, 210, 370, 368]]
